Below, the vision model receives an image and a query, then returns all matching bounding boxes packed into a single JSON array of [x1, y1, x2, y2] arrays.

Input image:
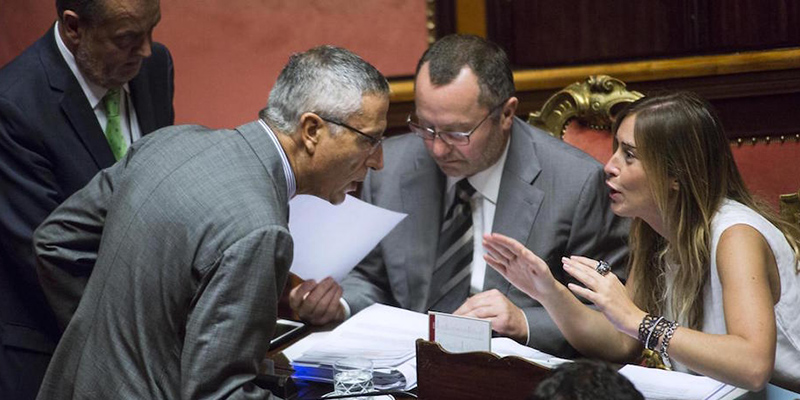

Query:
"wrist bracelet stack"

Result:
[[638, 314, 679, 369]]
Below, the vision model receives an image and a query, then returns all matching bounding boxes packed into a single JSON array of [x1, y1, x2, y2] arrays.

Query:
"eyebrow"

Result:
[[414, 116, 472, 132], [617, 139, 637, 150]]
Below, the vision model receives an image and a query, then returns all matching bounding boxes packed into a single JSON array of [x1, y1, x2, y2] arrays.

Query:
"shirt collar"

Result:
[[258, 119, 297, 199], [446, 136, 511, 204], [54, 21, 130, 109]]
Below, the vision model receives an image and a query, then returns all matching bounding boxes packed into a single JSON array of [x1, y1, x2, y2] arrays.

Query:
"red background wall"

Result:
[[0, 0, 428, 128]]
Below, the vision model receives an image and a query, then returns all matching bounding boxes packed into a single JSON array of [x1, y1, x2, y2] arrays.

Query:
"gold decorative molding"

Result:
[[426, 0, 437, 45], [779, 189, 800, 226], [527, 75, 643, 138], [389, 47, 800, 103]]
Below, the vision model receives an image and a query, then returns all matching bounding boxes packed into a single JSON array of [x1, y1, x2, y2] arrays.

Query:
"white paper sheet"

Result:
[[619, 364, 742, 400], [490, 337, 571, 369], [287, 194, 406, 282]]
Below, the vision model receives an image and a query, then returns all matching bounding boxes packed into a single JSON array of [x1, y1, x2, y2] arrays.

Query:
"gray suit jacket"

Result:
[[34, 121, 290, 399], [342, 118, 629, 357]]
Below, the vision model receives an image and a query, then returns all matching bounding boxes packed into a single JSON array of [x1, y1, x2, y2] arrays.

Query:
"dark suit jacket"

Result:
[[34, 122, 287, 399], [0, 25, 173, 399], [342, 118, 630, 357]]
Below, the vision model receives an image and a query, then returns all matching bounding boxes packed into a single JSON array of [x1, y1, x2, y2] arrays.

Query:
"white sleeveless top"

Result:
[[668, 199, 800, 390]]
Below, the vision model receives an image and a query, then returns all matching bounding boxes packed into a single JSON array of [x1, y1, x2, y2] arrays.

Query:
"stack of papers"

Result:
[[619, 365, 746, 400], [286, 304, 427, 391]]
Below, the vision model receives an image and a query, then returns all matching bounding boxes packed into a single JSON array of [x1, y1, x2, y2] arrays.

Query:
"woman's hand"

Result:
[[562, 256, 645, 338], [482, 233, 562, 301]]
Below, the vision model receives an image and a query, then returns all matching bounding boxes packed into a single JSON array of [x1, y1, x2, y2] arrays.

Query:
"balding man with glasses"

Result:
[[290, 35, 628, 357]]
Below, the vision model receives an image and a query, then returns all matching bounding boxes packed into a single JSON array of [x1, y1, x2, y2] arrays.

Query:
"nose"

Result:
[[136, 33, 153, 58], [366, 145, 383, 171], [604, 153, 620, 177], [430, 135, 451, 158]]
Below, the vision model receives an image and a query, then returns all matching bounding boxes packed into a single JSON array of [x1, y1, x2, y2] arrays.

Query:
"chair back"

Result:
[[528, 75, 643, 163]]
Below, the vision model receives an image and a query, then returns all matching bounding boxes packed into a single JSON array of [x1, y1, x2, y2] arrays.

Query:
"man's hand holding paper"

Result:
[[289, 277, 345, 325], [286, 194, 406, 324]]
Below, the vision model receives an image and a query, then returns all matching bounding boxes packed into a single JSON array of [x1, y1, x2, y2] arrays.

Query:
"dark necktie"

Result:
[[428, 179, 476, 312]]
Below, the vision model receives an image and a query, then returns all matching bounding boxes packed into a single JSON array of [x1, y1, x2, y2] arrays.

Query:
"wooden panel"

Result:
[[416, 340, 551, 400], [387, 49, 800, 139], [487, 0, 800, 68], [704, 0, 800, 51], [489, 0, 696, 67]]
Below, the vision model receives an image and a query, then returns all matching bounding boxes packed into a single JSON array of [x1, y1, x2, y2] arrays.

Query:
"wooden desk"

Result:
[[265, 324, 799, 400]]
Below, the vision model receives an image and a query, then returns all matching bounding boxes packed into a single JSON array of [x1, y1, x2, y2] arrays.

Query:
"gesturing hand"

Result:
[[482, 233, 561, 301], [561, 256, 645, 338]]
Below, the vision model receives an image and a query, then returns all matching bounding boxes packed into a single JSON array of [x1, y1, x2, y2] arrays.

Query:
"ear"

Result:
[[500, 97, 519, 131], [60, 10, 83, 46], [670, 178, 680, 191], [298, 112, 325, 156]]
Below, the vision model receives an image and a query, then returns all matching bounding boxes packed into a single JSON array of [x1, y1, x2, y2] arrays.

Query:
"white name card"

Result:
[[428, 311, 491, 353]]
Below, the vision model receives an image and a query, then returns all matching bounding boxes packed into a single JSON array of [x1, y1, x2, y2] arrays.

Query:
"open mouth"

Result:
[[606, 182, 621, 196]]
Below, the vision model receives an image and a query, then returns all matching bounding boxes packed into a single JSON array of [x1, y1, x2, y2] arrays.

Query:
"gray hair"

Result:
[[260, 45, 389, 134]]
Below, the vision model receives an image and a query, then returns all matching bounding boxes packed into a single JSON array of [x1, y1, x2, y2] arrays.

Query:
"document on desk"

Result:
[[490, 337, 571, 369], [287, 194, 406, 282], [619, 364, 746, 400], [284, 304, 574, 391], [286, 303, 428, 390]]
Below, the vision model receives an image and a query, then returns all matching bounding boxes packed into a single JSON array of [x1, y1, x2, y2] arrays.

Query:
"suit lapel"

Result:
[[400, 150, 445, 311], [129, 73, 156, 135], [40, 25, 115, 169], [485, 119, 545, 291]]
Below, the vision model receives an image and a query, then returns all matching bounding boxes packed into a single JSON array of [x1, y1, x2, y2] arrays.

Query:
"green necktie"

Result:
[[103, 88, 128, 160]]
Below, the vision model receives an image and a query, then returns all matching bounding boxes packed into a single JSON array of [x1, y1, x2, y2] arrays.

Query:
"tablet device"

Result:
[[270, 319, 306, 349]]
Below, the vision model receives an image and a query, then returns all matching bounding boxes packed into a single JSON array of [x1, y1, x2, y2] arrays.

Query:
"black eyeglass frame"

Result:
[[407, 99, 509, 146], [319, 116, 383, 155]]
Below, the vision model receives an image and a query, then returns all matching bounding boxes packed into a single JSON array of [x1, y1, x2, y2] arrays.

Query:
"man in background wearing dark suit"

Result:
[[0, 0, 172, 397]]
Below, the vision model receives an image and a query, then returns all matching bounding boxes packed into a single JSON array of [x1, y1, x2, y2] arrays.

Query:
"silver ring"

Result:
[[596, 260, 611, 276]]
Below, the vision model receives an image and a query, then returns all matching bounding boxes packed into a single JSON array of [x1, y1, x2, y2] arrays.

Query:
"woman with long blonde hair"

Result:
[[483, 92, 800, 391]]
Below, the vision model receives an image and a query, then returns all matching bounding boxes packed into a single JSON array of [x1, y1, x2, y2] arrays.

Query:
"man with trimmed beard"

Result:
[[0, 0, 171, 398]]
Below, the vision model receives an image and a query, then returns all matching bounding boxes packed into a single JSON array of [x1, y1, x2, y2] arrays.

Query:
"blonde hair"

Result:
[[615, 92, 800, 329]]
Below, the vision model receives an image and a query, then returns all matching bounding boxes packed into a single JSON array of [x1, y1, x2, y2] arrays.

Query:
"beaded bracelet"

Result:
[[659, 321, 679, 368]]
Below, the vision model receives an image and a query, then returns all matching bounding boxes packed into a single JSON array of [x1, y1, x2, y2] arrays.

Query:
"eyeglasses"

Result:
[[407, 99, 508, 146], [319, 116, 384, 155]]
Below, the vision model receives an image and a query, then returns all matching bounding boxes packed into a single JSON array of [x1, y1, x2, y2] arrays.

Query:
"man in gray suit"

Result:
[[290, 35, 628, 357], [33, 45, 389, 399]]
